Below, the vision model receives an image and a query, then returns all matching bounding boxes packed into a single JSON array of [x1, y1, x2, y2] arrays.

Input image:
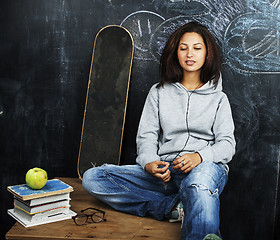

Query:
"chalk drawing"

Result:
[[153, 0, 210, 16], [120, 0, 244, 61], [149, 0, 244, 61], [120, 11, 165, 61], [271, 0, 280, 8], [199, 0, 244, 41], [224, 12, 280, 74], [153, 0, 244, 42], [120, 0, 280, 74], [246, 0, 280, 14], [149, 16, 212, 62]]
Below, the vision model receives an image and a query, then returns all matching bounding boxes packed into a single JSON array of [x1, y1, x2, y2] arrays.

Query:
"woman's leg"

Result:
[[82, 164, 179, 220], [174, 162, 228, 240]]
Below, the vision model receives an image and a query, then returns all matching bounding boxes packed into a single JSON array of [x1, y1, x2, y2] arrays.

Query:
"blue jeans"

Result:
[[82, 161, 228, 240]]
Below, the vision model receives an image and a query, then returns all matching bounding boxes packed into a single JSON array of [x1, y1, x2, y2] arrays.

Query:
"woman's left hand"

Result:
[[172, 153, 202, 173]]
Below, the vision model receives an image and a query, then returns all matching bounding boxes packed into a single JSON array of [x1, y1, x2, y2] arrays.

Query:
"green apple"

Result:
[[25, 167, 48, 190]]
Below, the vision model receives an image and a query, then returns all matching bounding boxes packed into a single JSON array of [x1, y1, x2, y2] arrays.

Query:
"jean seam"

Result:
[[103, 170, 131, 192], [109, 170, 150, 177], [166, 194, 180, 217], [103, 169, 166, 195]]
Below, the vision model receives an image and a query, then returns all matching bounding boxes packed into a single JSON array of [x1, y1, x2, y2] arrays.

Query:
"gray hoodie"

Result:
[[136, 77, 236, 170]]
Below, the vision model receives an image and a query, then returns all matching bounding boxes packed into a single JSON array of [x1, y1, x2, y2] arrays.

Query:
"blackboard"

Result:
[[0, 1, 279, 239]]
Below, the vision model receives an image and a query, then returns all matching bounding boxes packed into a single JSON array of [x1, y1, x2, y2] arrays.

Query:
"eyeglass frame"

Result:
[[72, 207, 106, 226]]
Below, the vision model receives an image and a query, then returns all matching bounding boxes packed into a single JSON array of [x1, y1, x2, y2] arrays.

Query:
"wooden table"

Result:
[[6, 178, 181, 240]]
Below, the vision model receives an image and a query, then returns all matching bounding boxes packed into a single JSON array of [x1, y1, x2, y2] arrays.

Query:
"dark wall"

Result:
[[0, 1, 279, 239]]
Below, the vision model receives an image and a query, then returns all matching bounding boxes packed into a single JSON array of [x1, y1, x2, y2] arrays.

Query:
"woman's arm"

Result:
[[197, 94, 236, 164], [136, 85, 161, 168], [136, 85, 172, 182]]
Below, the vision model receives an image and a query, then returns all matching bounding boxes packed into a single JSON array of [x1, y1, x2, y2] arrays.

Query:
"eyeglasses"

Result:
[[72, 207, 106, 226]]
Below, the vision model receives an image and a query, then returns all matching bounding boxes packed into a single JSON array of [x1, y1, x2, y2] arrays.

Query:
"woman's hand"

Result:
[[173, 153, 202, 174], [145, 161, 171, 183]]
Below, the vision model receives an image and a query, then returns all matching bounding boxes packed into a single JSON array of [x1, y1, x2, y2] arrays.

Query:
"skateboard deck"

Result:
[[77, 25, 134, 179]]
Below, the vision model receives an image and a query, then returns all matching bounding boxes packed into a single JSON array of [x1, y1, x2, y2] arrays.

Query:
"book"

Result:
[[14, 192, 71, 206], [7, 179, 76, 227], [7, 179, 73, 201], [13, 205, 71, 222], [14, 198, 70, 214], [8, 208, 76, 227]]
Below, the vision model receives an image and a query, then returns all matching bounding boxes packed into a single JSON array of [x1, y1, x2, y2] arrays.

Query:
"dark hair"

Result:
[[158, 21, 221, 88]]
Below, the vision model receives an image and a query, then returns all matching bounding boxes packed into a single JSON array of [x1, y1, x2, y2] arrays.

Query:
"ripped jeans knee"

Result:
[[179, 183, 220, 209], [190, 183, 219, 196], [179, 183, 221, 235], [175, 162, 227, 239]]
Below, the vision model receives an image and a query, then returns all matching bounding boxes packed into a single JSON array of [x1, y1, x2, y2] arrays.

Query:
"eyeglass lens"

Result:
[[91, 212, 104, 223], [74, 214, 88, 225]]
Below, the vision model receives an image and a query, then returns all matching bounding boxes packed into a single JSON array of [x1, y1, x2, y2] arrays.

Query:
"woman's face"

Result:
[[177, 32, 207, 75]]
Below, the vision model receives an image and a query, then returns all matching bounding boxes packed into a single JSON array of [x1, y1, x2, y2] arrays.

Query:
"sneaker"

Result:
[[203, 234, 222, 240], [169, 201, 184, 223]]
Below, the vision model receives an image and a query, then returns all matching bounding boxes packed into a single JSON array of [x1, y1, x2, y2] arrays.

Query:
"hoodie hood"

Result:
[[174, 74, 223, 95]]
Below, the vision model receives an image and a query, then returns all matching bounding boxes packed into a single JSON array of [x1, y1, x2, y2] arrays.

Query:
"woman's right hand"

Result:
[[144, 161, 171, 183]]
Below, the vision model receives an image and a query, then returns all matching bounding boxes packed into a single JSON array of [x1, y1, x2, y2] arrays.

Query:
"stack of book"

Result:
[[7, 179, 76, 227]]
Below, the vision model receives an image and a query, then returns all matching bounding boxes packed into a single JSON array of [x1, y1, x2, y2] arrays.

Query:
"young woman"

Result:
[[82, 22, 236, 240]]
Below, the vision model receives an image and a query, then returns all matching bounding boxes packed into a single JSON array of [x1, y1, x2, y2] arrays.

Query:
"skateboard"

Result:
[[77, 25, 134, 179]]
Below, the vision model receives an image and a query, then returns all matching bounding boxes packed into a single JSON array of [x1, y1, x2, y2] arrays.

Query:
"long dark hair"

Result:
[[158, 21, 221, 88]]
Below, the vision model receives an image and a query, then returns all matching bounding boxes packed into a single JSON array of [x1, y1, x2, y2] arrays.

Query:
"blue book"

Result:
[[7, 179, 73, 201]]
